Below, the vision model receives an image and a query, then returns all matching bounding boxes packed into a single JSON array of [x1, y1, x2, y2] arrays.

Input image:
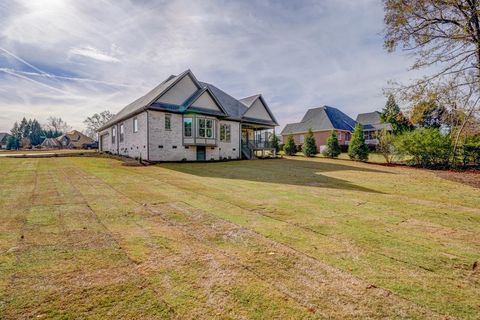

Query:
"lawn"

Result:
[[0, 156, 479, 319]]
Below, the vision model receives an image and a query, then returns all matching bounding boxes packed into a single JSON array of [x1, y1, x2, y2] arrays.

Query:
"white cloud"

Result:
[[68, 45, 120, 63]]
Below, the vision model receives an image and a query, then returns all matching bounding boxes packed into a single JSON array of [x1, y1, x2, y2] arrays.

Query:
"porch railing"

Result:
[[243, 140, 273, 149]]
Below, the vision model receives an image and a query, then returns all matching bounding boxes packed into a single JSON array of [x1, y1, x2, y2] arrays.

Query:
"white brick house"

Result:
[[97, 70, 278, 161]]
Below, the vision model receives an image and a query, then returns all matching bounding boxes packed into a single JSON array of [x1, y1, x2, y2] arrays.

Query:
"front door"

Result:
[[196, 146, 206, 161]]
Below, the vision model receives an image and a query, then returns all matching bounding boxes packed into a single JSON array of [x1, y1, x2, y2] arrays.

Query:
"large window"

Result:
[[184, 118, 192, 137], [112, 126, 116, 144], [133, 117, 138, 133], [165, 114, 171, 130], [197, 118, 215, 138], [120, 124, 124, 142], [220, 124, 231, 142]]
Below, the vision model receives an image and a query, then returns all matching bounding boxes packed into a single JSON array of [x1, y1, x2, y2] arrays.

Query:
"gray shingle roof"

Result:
[[239, 94, 261, 107], [98, 70, 277, 131], [0, 132, 10, 143], [281, 106, 356, 135], [356, 111, 392, 131]]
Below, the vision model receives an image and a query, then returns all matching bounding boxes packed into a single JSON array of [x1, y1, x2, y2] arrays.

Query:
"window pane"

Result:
[[165, 114, 171, 130], [220, 125, 225, 141], [206, 128, 212, 138], [226, 125, 231, 142], [184, 118, 192, 137], [206, 119, 212, 128], [133, 118, 138, 132]]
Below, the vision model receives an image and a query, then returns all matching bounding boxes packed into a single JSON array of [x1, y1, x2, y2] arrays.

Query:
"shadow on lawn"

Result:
[[162, 158, 390, 194]]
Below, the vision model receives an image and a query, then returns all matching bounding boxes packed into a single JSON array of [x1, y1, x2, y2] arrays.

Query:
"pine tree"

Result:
[[270, 134, 280, 152], [29, 119, 43, 145], [302, 128, 317, 157], [11, 122, 21, 140], [348, 123, 369, 161], [322, 130, 341, 158], [6, 136, 19, 150], [283, 134, 297, 156], [19, 117, 29, 139], [381, 94, 411, 134]]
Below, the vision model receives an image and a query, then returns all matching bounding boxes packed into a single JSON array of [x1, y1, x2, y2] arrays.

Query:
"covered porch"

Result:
[[241, 123, 276, 159]]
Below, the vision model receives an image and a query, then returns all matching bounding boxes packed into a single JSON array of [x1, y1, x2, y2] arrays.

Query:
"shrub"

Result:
[[459, 136, 480, 166], [394, 128, 451, 168], [6, 136, 19, 150], [348, 124, 369, 161], [322, 130, 341, 158], [283, 134, 296, 156], [376, 129, 395, 163], [270, 134, 280, 152], [302, 129, 317, 157]]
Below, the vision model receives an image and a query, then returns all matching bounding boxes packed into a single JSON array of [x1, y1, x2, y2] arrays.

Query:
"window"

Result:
[[197, 117, 215, 138], [198, 118, 205, 137], [165, 114, 171, 130], [220, 124, 231, 142], [338, 132, 342, 140], [184, 118, 192, 137], [120, 124, 124, 142], [206, 119, 213, 138], [133, 117, 138, 133], [299, 134, 305, 143], [112, 127, 116, 143]]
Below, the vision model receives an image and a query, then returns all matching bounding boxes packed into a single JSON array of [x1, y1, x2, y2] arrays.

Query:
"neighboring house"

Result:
[[281, 106, 356, 152], [0, 132, 11, 149], [97, 70, 278, 161], [57, 130, 94, 149], [356, 111, 393, 146], [41, 138, 62, 149]]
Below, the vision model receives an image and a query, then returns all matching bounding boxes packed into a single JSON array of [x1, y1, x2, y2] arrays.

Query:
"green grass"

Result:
[[0, 156, 479, 319]]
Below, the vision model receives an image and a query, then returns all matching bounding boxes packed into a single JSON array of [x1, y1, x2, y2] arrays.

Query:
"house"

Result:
[[40, 138, 62, 149], [0, 132, 11, 149], [97, 70, 279, 161], [57, 130, 94, 149], [356, 111, 392, 146], [281, 106, 356, 152]]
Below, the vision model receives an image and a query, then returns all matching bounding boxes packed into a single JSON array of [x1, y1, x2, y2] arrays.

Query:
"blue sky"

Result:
[[0, 0, 421, 132]]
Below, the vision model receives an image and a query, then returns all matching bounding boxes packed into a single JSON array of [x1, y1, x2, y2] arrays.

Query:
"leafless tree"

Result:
[[83, 110, 115, 139], [45, 116, 71, 134]]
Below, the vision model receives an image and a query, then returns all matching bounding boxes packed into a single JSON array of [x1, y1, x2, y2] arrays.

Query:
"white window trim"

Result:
[[165, 114, 171, 130], [133, 117, 138, 133]]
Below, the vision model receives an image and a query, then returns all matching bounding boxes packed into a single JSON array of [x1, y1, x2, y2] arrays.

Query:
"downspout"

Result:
[[116, 123, 119, 155], [146, 110, 150, 161], [239, 121, 242, 159]]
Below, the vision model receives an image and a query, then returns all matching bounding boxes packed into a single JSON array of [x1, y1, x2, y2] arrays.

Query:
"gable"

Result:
[[243, 98, 274, 122], [191, 90, 223, 112], [156, 74, 199, 105]]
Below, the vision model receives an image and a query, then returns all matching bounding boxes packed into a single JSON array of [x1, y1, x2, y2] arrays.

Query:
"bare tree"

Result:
[[45, 116, 71, 135], [83, 110, 115, 139], [384, 0, 480, 161]]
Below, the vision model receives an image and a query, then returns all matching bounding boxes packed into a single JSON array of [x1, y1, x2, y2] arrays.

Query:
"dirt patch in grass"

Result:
[[435, 169, 480, 189]]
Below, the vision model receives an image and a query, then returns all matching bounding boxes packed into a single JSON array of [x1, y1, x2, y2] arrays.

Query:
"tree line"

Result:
[[5, 110, 114, 150], [6, 116, 71, 150]]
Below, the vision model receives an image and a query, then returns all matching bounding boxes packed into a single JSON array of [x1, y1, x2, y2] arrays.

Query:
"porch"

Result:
[[241, 124, 277, 159]]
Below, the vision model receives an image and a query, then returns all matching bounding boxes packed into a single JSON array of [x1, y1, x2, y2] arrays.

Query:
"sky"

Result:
[[0, 0, 422, 133]]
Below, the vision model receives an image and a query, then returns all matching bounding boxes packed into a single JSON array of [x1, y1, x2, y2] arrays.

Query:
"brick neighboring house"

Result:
[[356, 111, 393, 146], [0, 132, 11, 149], [281, 106, 356, 152]]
